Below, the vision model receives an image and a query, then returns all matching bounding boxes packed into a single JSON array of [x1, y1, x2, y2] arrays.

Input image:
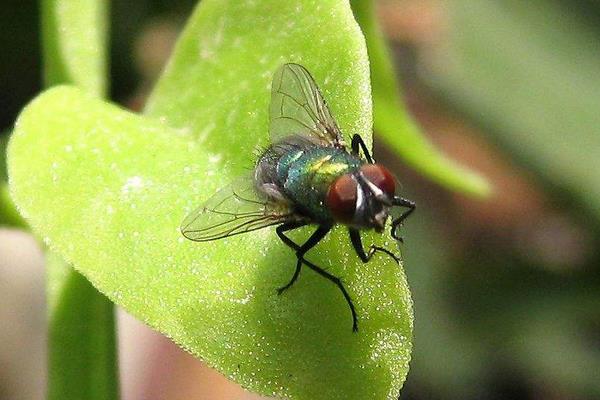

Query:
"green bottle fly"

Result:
[[181, 63, 416, 332]]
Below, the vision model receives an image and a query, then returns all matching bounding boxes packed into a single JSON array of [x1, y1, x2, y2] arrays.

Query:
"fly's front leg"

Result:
[[390, 197, 416, 242], [351, 134, 374, 163], [349, 228, 400, 264]]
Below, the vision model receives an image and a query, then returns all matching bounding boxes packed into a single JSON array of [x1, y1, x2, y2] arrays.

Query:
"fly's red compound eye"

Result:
[[360, 164, 395, 197], [326, 174, 358, 223]]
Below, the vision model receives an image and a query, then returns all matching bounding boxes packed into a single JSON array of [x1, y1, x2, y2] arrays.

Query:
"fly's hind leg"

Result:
[[303, 260, 359, 332], [276, 222, 359, 332], [276, 222, 330, 294], [275, 221, 308, 294]]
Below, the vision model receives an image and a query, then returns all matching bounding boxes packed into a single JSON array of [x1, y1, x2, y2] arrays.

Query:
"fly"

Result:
[[181, 63, 415, 332]]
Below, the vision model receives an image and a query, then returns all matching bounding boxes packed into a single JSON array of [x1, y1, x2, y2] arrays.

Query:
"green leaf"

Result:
[[400, 211, 487, 398], [0, 183, 25, 227], [9, 1, 413, 398], [146, 0, 373, 157], [40, 1, 117, 399], [41, 0, 108, 94], [0, 134, 23, 227], [1, 133, 8, 182], [11, 86, 412, 399], [425, 0, 600, 219], [46, 253, 119, 400], [350, 0, 490, 198]]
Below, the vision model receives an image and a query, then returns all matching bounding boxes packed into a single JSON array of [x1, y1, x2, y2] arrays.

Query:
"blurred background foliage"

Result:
[[1, 0, 599, 399]]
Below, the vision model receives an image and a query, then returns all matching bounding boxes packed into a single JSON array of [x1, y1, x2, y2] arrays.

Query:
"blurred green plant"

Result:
[[41, 0, 108, 94], [0, 134, 7, 182], [0, 134, 23, 227], [415, 0, 600, 398], [351, 0, 490, 198], [426, 0, 600, 222], [39, 1, 118, 400]]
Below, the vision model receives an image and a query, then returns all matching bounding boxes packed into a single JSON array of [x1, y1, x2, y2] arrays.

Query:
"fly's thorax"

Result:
[[280, 147, 363, 221]]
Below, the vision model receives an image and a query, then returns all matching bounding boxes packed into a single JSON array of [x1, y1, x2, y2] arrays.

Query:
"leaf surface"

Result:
[[9, 1, 413, 398]]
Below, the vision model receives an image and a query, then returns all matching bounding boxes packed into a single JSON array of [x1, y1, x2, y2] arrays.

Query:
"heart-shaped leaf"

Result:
[[9, 1, 413, 399]]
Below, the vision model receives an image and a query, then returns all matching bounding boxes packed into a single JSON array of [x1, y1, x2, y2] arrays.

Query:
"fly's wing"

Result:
[[181, 174, 293, 242], [270, 63, 343, 147]]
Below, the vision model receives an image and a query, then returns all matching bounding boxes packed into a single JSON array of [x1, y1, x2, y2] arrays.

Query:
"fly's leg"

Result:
[[275, 221, 309, 294], [349, 228, 401, 264], [351, 134, 374, 163], [391, 197, 416, 242], [276, 222, 359, 332], [303, 258, 359, 332], [276, 224, 331, 294]]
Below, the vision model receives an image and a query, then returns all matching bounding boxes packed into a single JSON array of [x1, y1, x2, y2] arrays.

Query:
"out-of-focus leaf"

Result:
[[471, 275, 600, 398], [1, 134, 25, 227], [400, 206, 487, 399], [510, 309, 600, 397], [41, 0, 108, 94], [350, 0, 490, 198], [40, 1, 116, 400], [0, 183, 25, 227], [1, 133, 8, 181], [425, 0, 600, 220], [9, 0, 413, 396], [46, 253, 119, 400]]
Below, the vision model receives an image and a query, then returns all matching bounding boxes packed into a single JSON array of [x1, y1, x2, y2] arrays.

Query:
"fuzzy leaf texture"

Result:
[[8, 1, 413, 399]]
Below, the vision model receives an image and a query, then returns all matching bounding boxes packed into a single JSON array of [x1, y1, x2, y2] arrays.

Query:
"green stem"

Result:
[[0, 134, 26, 228], [351, 0, 491, 197], [47, 255, 119, 399], [41, 0, 118, 399], [0, 183, 26, 228]]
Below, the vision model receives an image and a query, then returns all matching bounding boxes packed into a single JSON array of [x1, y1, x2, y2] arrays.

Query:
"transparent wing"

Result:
[[270, 63, 343, 146], [181, 174, 293, 242]]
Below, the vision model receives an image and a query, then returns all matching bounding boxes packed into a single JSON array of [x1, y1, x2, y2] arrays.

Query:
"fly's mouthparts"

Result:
[[377, 194, 393, 206]]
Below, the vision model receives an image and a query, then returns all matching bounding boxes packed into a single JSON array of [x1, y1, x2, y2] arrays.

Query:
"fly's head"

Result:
[[326, 164, 396, 231]]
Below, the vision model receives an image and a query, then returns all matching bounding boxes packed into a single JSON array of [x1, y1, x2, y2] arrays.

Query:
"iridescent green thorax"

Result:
[[277, 146, 363, 221]]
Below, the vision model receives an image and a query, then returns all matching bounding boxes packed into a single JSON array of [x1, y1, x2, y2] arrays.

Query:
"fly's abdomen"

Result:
[[282, 148, 362, 221]]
